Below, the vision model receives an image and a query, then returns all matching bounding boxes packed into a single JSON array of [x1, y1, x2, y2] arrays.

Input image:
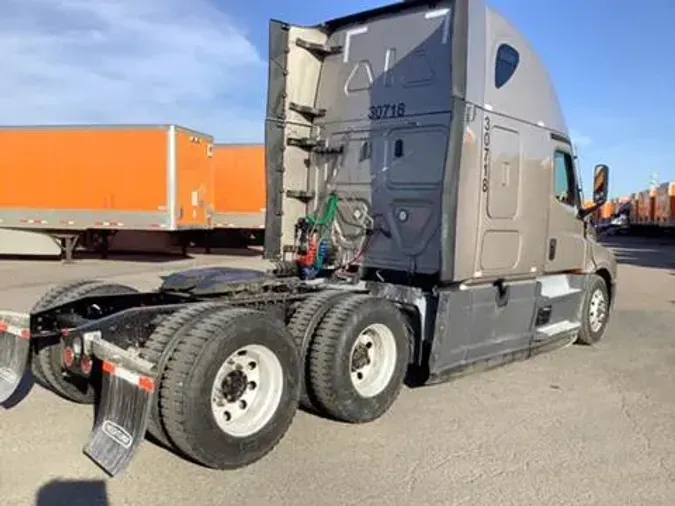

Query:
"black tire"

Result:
[[576, 274, 611, 346], [307, 294, 410, 424], [139, 302, 229, 450], [159, 308, 301, 469], [30, 279, 101, 387], [32, 280, 138, 403], [286, 290, 352, 411]]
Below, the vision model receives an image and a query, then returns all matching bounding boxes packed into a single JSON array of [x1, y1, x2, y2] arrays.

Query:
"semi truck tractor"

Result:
[[0, 0, 617, 477]]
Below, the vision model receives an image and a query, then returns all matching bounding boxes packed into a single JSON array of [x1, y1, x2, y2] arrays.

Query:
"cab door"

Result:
[[544, 141, 588, 273]]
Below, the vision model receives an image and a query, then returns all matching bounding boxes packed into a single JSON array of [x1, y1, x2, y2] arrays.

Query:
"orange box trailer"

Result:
[[654, 181, 675, 227], [598, 200, 615, 223], [0, 124, 215, 259], [210, 143, 266, 230], [628, 193, 639, 223], [602, 200, 616, 219], [635, 188, 656, 224]]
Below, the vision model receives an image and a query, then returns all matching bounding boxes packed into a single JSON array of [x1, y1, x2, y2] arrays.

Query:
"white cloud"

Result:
[[0, 0, 266, 142]]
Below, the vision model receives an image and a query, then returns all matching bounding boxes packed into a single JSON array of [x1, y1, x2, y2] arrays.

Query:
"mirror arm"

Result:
[[578, 202, 599, 220]]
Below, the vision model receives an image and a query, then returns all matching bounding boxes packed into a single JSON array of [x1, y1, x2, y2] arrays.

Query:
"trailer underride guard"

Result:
[[0, 0, 618, 477]]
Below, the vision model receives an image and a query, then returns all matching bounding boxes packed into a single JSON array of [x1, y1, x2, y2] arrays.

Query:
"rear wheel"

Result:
[[286, 290, 351, 411], [31, 280, 138, 403], [30, 279, 100, 388], [139, 302, 228, 449], [159, 308, 301, 469], [306, 294, 410, 423]]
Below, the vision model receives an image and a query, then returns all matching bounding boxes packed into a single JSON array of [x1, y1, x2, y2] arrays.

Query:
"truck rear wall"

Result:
[[211, 144, 265, 229], [0, 125, 214, 231]]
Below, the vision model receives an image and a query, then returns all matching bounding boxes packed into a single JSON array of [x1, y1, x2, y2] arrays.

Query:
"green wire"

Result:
[[306, 193, 339, 229]]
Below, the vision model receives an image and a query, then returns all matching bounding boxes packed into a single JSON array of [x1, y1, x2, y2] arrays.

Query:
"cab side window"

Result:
[[553, 150, 577, 207]]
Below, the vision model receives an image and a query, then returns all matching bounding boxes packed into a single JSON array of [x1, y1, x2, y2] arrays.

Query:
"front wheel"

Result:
[[576, 274, 610, 345]]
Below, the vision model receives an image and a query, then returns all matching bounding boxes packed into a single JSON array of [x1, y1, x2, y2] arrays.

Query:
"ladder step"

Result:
[[285, 190, 315, 203], [286, 137, 344, 155], [295, 38, 343, 57], [287, 137, 318, 150], [539, 275, 582, 299], [288, 102, 326, 118], [535, 319, 580, 339]]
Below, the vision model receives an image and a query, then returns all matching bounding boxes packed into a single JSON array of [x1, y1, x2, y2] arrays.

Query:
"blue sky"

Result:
[[1, 0, 672, 198]]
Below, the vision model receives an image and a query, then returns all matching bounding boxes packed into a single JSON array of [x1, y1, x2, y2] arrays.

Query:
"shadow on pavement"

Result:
[[600, 235, 675, 271], [36, 479, 108, 506]]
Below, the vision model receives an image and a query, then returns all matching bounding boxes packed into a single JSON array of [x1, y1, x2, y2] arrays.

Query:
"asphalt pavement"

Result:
[[0, 236, 673, 506]]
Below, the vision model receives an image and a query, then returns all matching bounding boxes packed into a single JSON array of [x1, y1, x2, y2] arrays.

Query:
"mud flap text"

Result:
[[83, 360, 155, 476]]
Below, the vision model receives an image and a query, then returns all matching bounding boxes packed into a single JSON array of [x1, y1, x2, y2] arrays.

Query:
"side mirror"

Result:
[[592, 164, 609, 206]]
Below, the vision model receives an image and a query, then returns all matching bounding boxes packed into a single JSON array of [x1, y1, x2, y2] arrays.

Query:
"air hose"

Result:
[[296, 193, 339, 279]]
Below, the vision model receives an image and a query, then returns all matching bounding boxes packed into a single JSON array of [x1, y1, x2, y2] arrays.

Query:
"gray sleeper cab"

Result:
[[263, 0, 617, 382]]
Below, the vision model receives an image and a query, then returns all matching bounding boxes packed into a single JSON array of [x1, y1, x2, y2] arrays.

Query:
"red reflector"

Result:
[[102, 361, 116, 375], [63, 347, 75, 367], [0, 322, 7, 333], [81, 356, 93, 375], [139, 376, 155, 393], [20, 329, 30, 340]]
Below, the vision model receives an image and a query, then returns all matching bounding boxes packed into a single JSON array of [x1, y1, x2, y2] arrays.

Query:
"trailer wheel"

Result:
[[576, 274, 610, 345], [139, 302, 229, 449], [31, 280, 138, 404], [286, 289, 352, 410], [307, 294, 410, 423], [159, 308, 301, 469]]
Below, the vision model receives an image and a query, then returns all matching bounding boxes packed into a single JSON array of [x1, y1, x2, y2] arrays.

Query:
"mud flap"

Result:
[[82, 334, 157, 476], [0, 311, 30, 405]]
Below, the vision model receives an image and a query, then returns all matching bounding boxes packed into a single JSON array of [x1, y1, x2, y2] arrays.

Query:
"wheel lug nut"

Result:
[[224, 411, 232, 421], [248, 381, 257, 390], [239, 400, 247, 410]]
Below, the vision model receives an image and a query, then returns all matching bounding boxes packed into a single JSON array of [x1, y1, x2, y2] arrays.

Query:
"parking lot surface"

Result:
[[0, 237, 674, 506]]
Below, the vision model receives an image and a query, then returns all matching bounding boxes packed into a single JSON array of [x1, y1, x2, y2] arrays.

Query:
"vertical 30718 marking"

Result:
[[482, 114, 491, 193]]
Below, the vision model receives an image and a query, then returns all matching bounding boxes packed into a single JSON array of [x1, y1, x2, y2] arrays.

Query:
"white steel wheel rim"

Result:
[[210, 344, 284, 438], [349, 323, 398, 398], [588, 288, 607, 333]]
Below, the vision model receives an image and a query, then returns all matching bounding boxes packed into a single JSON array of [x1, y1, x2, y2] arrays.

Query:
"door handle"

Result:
[[548, 238, 557, 261]]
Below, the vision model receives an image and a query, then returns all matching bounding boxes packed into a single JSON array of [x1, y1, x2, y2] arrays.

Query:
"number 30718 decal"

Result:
[[368, 102, 406, 120]]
